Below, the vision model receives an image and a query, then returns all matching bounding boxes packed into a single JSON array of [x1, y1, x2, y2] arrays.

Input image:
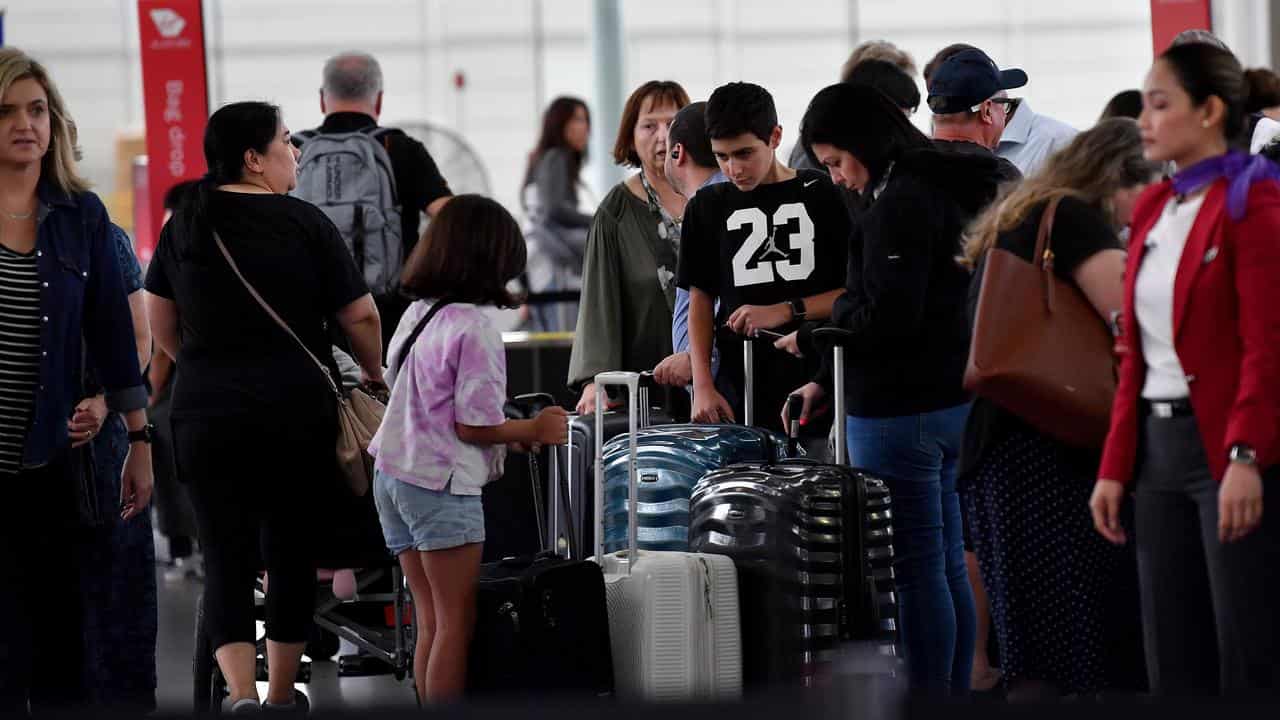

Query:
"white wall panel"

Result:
[[7, 0, 1162, 221]]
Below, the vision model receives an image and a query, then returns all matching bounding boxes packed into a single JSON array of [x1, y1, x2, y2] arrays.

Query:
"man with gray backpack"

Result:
[[293, 51, 453, 350]]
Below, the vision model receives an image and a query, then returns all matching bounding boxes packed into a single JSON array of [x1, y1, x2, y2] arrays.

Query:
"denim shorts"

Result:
[[373, 469, 485, 554]]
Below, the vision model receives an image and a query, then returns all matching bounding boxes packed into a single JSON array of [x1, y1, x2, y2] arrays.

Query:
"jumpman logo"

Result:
[[758, 224, 789, 261]]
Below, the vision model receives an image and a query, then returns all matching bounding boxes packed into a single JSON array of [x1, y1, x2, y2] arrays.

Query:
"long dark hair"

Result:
[[522, 96, 589, 201], [800, 82, 931, 192], [173, 101, 281, 256], [400, 194, 527, 308]]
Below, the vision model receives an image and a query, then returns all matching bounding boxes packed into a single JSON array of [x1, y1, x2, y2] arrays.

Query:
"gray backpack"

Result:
[[292, 127, 403, 295]]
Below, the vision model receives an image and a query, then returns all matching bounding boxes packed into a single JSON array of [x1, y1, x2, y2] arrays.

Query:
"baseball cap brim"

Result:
[[998, 68, 1028, 91]]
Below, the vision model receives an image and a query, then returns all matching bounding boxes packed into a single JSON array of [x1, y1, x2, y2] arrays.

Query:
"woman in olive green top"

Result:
[[569, 81, 691, 414]]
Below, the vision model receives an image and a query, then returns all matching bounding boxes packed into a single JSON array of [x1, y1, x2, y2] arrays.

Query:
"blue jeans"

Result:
[[847, 404, 975, 696]]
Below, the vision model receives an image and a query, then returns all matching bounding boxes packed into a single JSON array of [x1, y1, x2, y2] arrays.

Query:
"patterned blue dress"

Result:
[[79, 224, 158, 711]]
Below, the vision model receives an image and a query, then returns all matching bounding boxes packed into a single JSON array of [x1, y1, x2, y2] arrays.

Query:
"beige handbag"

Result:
[[215, 232, 383, 496]]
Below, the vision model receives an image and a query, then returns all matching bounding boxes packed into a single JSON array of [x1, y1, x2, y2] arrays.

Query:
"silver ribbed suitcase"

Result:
[[590, 371, 743, 701]]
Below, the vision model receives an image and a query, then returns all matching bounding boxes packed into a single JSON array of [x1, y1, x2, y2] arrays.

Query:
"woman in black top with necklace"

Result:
[[146, 101, 384, 713]]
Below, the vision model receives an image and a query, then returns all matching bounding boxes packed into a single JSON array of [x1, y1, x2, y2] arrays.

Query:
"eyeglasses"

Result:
[[970, 97, 1018, 113]]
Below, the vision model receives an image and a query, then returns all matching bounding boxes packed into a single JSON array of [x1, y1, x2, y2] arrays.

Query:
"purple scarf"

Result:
[[1171, 150, 1280, 221]]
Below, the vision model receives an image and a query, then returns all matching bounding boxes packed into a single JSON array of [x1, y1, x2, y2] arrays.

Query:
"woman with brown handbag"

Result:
[[961, 118, 1159, 700], [145, 101, 385, 713], [1091, 42, 1280, 697]]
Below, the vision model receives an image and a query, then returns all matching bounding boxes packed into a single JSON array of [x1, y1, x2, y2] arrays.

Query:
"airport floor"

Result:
[[155, 568, 418, 714]]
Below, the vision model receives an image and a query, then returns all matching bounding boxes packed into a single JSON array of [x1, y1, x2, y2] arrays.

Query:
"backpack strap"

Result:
[[367, 125, 404, 144], [364, 126, 402, 205]]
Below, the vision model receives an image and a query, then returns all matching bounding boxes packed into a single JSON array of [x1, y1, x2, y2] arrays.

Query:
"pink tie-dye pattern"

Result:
[[369, 302, 508, 495]]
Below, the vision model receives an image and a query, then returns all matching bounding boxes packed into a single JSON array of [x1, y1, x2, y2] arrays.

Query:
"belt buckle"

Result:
[[1152, 402, 1174, 419]]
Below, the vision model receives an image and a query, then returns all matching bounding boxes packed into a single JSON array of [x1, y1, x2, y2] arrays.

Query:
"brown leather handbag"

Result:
[[963, 196, 1116, 448]]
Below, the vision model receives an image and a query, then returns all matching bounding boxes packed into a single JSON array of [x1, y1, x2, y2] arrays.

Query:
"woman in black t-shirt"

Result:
[[959, 118, 1159, 700], [145, 101, 384, 713]]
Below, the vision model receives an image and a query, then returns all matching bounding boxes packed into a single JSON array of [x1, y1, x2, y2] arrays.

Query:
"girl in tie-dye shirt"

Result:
[[367, 195, 569, 703]]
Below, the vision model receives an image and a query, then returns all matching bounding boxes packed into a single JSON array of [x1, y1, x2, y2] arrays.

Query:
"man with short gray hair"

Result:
[[295, 51, 453, 350]]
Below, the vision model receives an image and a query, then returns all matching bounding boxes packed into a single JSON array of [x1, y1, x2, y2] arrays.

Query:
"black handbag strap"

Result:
[[393, 299, 456, 381]]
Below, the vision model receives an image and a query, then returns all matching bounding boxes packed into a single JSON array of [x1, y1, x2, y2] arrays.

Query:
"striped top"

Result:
[[0, 244, 41, 474]]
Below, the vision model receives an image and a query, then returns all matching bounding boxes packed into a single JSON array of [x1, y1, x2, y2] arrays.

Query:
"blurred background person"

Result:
[[790, 39, 918, 172], [1101, 89, 1144, 121], [521, 96, 593, 332]]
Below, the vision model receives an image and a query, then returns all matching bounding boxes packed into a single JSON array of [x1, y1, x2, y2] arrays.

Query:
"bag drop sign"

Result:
[[137, 0, 210, 263]]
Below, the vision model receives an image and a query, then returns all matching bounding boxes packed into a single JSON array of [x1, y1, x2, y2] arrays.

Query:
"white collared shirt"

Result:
[[1134, 194, 1206, 400], [996, 100, 1078, 177]]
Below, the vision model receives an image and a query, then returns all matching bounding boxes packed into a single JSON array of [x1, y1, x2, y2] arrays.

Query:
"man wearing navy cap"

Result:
[[927, 47, 1025, 184], [929, 46, 1076, 176]]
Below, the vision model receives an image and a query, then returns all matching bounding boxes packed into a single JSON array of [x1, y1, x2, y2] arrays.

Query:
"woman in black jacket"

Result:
[[783, 82, 1008, 695]]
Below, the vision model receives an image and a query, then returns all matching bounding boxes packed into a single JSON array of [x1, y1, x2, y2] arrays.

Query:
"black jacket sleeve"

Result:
[[813, 178, 940, 390]]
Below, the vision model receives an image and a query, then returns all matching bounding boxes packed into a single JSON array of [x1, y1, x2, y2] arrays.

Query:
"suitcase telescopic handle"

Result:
[[810, 327, 854, 466], [786, 393, 804, 458], [591, 371, 653, 570], [506, 392, 558, 548]]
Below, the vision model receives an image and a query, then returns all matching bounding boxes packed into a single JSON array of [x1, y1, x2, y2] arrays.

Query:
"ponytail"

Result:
[[173, 101, 281, 258]]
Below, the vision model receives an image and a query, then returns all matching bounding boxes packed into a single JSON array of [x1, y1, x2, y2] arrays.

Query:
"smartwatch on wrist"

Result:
[[127, 423, 156, 445], [1229, 443, 1258, 466], [788, 298, 807, 321]]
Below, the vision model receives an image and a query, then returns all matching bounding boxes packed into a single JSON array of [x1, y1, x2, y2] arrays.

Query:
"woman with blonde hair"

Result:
[[960, 118, 1160, 699], [0, 48, 152, 713]]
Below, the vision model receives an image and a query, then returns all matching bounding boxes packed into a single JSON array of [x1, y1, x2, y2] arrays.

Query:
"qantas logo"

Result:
[[150, 8, 187, 38]]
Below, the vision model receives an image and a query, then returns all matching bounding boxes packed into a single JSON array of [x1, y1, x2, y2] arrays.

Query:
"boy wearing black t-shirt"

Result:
[[677, 82, 850, 433]]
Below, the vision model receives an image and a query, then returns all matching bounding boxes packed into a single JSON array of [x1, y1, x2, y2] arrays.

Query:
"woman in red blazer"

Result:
[[1090, 42, 1280, 695]]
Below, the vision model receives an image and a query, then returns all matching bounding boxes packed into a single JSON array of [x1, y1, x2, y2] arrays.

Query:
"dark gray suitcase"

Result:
[[688, 331, 899, 689]]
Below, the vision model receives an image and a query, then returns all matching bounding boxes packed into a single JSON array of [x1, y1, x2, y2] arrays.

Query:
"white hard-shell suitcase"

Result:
[[591, 371, 743, 702]]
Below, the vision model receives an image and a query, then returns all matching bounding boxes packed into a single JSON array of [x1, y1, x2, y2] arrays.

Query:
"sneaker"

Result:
[[263, 690, 310, 714], [163, 554, 205, 583], [230, 698, 261, 714]]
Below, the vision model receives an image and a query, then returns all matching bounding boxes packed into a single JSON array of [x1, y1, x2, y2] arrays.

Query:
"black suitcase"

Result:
[[467, 552, 614, 698], [481, 394, 562, 563], [689, 461, 895, 688], [469, 394, 615, 698], [688, 331, 899, 690]]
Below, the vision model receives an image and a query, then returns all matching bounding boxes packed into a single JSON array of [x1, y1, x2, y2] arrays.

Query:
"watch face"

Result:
[[1231, 445, 1257, 463]]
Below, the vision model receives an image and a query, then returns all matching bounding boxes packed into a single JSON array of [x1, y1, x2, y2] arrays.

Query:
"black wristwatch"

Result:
[[788, 298, 807, 321], [127, 423, 156, 445], [1229, 443, 1258, 466]]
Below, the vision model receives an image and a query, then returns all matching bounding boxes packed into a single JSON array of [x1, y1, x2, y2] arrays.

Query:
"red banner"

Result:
[[1150, 0, 1213, 56], [137, 0, 209, 264]]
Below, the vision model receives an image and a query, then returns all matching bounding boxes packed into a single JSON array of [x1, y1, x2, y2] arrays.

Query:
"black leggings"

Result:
[[176, 412, 333, 650]]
